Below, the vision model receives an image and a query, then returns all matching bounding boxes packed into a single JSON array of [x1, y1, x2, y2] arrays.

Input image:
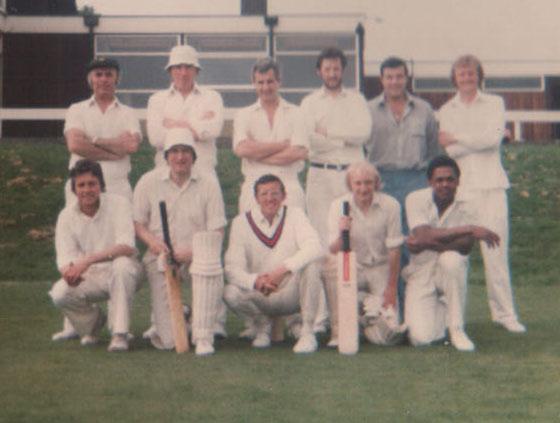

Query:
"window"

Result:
[[484, 76, 543, 92], [412, 77, 454, 92], [275, 33, 357, 101]]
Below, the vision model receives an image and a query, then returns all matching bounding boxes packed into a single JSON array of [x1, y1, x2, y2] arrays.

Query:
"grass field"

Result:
[[1, 139, 559, 422]]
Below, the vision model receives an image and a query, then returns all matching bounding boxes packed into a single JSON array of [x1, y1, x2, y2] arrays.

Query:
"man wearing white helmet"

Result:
[[133, 129, 227, 355], [147, 45, 224, 175]]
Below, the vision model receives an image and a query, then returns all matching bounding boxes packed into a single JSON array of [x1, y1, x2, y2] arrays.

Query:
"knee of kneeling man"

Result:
[[223, 284, 244, 308], [49, 279, 70, 307], [112, 256, 138, 277], [437, 251, 465, 273], [407, 324, 433, 347]]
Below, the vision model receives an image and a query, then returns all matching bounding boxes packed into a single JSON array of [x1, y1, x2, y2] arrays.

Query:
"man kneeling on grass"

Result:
[[224, 174, 324, 353], [49, 159, 142, 352], [404, 156, 500, 352]]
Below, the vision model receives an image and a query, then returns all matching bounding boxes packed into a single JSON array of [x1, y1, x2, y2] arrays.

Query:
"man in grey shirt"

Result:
[[366, 56, 439, 220]]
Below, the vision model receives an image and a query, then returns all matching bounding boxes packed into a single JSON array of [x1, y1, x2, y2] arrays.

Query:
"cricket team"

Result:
[[49, 44, 526, 356]]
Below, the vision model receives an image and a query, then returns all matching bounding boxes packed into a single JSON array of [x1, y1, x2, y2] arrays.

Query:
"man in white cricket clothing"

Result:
[[326, 162, 404, 347], [224, 174, 324, 353], [49, 160, 142, 352], [404, 156, 500, 351], [233, 57, 308, 212], [147, 44, 224, 174], [300, 46, 372, 332], [54, 57, 141, 342], [438, 54, 525, 333], [133, 130, 227, 356]]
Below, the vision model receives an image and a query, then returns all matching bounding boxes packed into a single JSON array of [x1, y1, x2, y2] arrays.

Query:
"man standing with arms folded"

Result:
[[147, 44, 224, 174], [300, 47, 372, 331], [233, 58, 308, 212], [53, 57, 141, 342], [50, 160, 142, 352], [133, 130, 227, 356], [438, 54, 525, 333], [366, 56, 439, 215], [147, 44, 227, 338]]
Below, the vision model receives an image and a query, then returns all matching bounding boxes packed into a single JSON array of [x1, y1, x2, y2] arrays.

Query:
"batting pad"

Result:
[[190, 231, 224, 342]]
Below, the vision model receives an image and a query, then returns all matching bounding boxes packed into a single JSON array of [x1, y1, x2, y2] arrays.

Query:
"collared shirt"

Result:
[[55, 193, 135, 270], [64, 96, 141, 180], [404, 187, 475, 270], [225, 206, 324, 290], [146, 84, 224, 169], [133, 166, 226, 253], [233, 97, 308, 178], [366, 92, 439, 170], [328, 192, 403, 267], [300, 86, 372, 164], [438, 90, 509, 191]]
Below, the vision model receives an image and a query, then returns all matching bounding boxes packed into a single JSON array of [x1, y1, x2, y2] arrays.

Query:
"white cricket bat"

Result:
[[337, 201, 359, 355]]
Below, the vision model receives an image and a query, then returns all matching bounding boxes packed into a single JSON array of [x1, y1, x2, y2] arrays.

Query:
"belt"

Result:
[[310, 162, 349, 171]]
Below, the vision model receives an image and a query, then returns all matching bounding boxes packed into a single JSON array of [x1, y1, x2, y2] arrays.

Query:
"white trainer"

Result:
[[108, 334, 129, 352], [449, 329, 475, 352], [497, 320, 526, 333], [51, 328, 79, 342], [80, 335, 99, 346], [195, 339, 215, 356], [142, 325, 157, 340], [252, 332, 271, 349], [326, 336, 339, 348], [293, 333, 318, 354]]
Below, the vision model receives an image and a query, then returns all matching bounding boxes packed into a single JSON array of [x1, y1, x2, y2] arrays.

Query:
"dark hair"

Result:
[[164, 144, 197, 162], [252, 57, 281, 81], [69, 159, 106, 193], [380, 56, 409, 77], [253, 174, 286, 197], [427, 155, 461, 180], [316, 47, 347, 70]]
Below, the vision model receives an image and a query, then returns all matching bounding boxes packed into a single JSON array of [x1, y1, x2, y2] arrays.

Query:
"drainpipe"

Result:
[[264, 15, 279, 57], [355, 23, 365, 94]]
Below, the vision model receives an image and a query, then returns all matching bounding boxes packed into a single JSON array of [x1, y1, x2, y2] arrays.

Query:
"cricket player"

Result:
[[54, 57, 141, 342], [326, 161, 405, 347], [49, 159, 142, 352], [133, 129, 227, 356], [438, 54, 525, 333], [300, 46, 372, 333], [224, 174, 324, 353], [147, 44, 224, 174], [233, 57, 308, 212], [404, 156, 500, 351]]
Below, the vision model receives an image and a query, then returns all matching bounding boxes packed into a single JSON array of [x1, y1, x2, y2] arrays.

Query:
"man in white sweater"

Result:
[[438, 54, 525, 333], [224, 174, 324, 353]]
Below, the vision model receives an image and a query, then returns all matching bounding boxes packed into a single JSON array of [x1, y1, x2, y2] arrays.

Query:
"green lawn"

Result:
[[0, 139, 559, 422]]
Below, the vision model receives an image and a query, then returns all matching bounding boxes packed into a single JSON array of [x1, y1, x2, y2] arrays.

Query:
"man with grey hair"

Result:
[[147, 44, 224, 175], [54, 57, 141, 342], [233, 57, 308, 212], [325, 161, 405, 347]]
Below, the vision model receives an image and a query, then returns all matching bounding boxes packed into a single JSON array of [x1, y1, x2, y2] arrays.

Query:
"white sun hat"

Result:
[[164, 128, 196, 154], [165, 45, 201, 70]]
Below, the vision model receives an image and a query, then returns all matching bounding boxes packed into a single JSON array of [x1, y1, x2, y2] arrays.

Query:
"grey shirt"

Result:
[[365, 93, 439, 170]]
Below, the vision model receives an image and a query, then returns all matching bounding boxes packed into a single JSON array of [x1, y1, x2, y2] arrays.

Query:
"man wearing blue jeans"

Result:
[[365, 56, 440, 313]]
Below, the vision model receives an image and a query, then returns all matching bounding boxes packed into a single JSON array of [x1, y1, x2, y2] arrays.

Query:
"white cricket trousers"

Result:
[[223, 262, 320, 334], [470, 188, 519, 324], [404, 251, 468, 346], [49, 257, 141, 336]]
